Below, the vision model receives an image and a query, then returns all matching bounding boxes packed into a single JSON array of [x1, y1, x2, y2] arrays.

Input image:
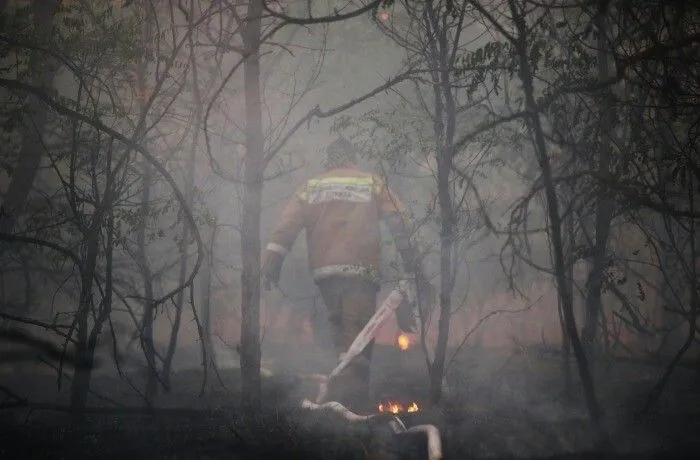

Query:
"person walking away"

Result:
[[261, 138, 432, 412]]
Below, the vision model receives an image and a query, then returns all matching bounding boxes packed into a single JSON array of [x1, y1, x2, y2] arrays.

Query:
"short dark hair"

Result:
[[323, 137, 357, 170]]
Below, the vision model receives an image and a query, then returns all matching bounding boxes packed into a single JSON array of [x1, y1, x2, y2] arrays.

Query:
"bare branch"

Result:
[[262, 0, 382, 25], [0, 77, 204, 308]]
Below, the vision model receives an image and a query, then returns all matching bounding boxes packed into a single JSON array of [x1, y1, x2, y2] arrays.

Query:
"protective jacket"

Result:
[[264, 167, 409, 286]]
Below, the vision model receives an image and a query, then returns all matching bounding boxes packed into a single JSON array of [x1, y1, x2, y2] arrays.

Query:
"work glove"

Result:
[[261, 250, 284, 291]]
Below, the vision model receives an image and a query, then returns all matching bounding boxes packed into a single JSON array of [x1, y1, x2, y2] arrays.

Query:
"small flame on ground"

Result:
[[377, 401, 420, 414], [377, 10, 390, 23], [397, 333, 411, 351]]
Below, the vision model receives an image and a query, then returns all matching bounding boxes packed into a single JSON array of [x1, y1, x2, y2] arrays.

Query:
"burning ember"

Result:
[[396, 333, 412, 351], [377, 401, 420, 414]]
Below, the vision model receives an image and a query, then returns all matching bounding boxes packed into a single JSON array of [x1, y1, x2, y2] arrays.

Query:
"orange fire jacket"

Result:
[[264, 167, 409, 285]]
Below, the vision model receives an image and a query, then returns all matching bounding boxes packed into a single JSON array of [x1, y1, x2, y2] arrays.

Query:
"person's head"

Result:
[[323, 137, 358, 170]]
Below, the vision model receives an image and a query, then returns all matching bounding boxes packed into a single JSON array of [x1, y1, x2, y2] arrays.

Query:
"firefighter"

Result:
[[261, 137, 432, 411]]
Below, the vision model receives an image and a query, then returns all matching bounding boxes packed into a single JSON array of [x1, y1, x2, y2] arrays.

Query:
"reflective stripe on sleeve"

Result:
[[266, 242, 288, 255]]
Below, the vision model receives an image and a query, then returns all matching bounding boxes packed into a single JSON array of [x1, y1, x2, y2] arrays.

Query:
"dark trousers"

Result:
[[316, 276, 378, 411]]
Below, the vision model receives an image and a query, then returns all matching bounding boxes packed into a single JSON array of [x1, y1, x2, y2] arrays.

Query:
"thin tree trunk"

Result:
[[161, 0, 209, 385], [561, 210, 574, 399], [581, 13, 616, 367], [135, 7, 158, 403], [138, 175, 158, 400], [160, 220, 187, 388], [431, 183, 454, 405], [69, 213, 104, 425], [641, 172, 698, 415], [160, 111, 197, 388], [0, 0, 58, 236], [507, 0, 602, 421], [240, 0, 264, 415], [425, 1, 459, 404], [69, 145, 116, 424], [659, 224, 683, 353], [199, 224, 217, 374], [189, 0, 214, 378]]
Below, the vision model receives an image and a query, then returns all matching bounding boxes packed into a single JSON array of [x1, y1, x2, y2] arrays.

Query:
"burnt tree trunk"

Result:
[[239, 0, 264, 415]]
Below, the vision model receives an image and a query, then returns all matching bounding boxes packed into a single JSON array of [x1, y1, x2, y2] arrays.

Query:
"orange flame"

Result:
[[377, 401, 420, 414], [397, 333, 411, 351]]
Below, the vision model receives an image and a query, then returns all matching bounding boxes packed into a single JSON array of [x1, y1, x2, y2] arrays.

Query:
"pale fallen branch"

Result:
[[300, 398, 370, 422], [401, 424, 444, 460], [299, 398, 443, 460]]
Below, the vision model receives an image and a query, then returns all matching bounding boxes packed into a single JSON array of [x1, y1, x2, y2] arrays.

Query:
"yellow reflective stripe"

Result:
[[302, 176, 388, 201], [307, 177, 375, 187]]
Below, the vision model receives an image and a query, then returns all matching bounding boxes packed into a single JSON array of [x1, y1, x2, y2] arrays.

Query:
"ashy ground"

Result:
[[1, 343, 699, 459]]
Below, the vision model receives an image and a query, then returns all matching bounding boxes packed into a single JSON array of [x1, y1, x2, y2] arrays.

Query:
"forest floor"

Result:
[[1, 343, 699, 459]]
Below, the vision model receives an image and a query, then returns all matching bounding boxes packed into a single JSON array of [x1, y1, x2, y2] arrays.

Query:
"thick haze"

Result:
[[0, 0, 680, 376], [0, 0, 684, 374], [1, 1, 699, 457]]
